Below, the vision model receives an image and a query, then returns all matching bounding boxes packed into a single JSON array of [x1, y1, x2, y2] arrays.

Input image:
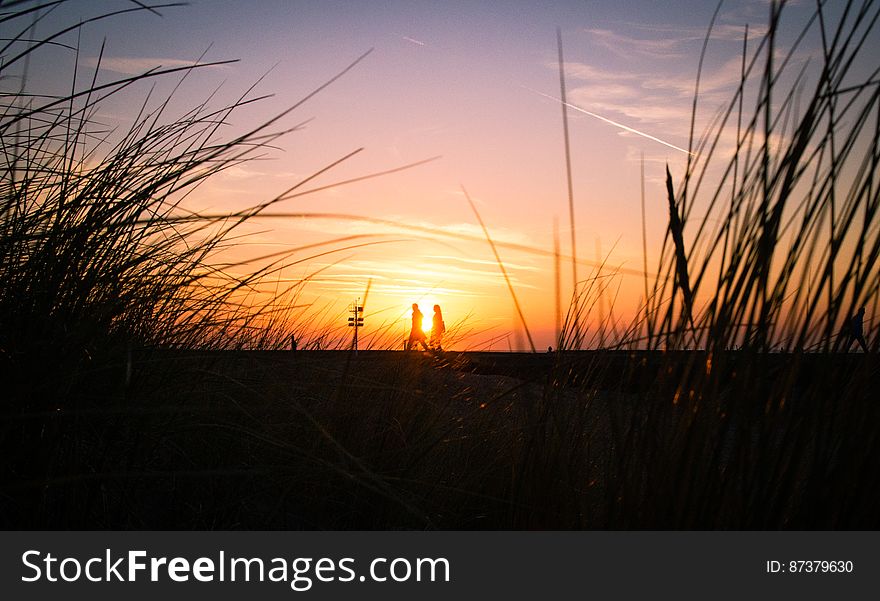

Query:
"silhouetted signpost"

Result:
[[348, 298, 364, 352]]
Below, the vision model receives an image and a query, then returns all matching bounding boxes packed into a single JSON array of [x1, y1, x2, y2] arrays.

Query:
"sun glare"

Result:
[[413, 296, 440, 333]]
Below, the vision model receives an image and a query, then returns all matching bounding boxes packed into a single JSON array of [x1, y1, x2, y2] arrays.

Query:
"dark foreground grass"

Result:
[[3, 349, 877, 529]]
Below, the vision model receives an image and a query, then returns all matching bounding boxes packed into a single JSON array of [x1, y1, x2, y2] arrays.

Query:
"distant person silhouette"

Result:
[[430, 304, 446, 351], [406, 303, 429, 351], [845, 306, 869, 352]]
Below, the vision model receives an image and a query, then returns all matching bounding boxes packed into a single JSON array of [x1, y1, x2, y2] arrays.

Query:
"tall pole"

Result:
[[348, 297, 363, 353]]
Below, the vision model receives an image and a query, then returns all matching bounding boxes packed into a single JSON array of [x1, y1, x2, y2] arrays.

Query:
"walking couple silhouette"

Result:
[[407, 303, 445, 351]]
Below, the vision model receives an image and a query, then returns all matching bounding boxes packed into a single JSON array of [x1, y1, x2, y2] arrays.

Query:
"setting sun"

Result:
[[411, 297, 440, 334]]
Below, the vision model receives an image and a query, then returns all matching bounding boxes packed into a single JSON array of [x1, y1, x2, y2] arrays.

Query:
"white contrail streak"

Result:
[[524, 86, 693, 155], [402, 36, 426, 46]]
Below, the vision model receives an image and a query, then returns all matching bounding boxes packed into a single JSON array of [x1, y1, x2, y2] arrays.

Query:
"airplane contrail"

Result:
[[402, 36, 426, 46], [524, 85, 693, 155]]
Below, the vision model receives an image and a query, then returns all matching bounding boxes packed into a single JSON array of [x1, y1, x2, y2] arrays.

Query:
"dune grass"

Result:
[[0, 0, 389, 523], [1, 0, 879, 529]]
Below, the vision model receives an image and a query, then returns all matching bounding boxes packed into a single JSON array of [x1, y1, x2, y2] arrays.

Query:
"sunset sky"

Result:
[[16, 0, 877, 349]]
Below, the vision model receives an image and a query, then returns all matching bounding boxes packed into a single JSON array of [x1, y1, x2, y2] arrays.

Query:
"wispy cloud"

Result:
[[642, 55, 751, 99], [583, 28, 687, 59], [619, 22, 768, 45], [305, 256, 538, 298], [526, 86, 693, 155], [285, 214, 538, 249], [424, 254, 541, 272], [582, 16, 766, 62], [544, 49, 758, 159], [561, 62, 634, 83]]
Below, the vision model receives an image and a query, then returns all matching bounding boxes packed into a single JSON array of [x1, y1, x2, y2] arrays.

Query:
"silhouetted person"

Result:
[[430, 304, 446, 351], [406, 303, 429, 351], [290, 333, 297, 352], [846, 306, 869, 352]]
